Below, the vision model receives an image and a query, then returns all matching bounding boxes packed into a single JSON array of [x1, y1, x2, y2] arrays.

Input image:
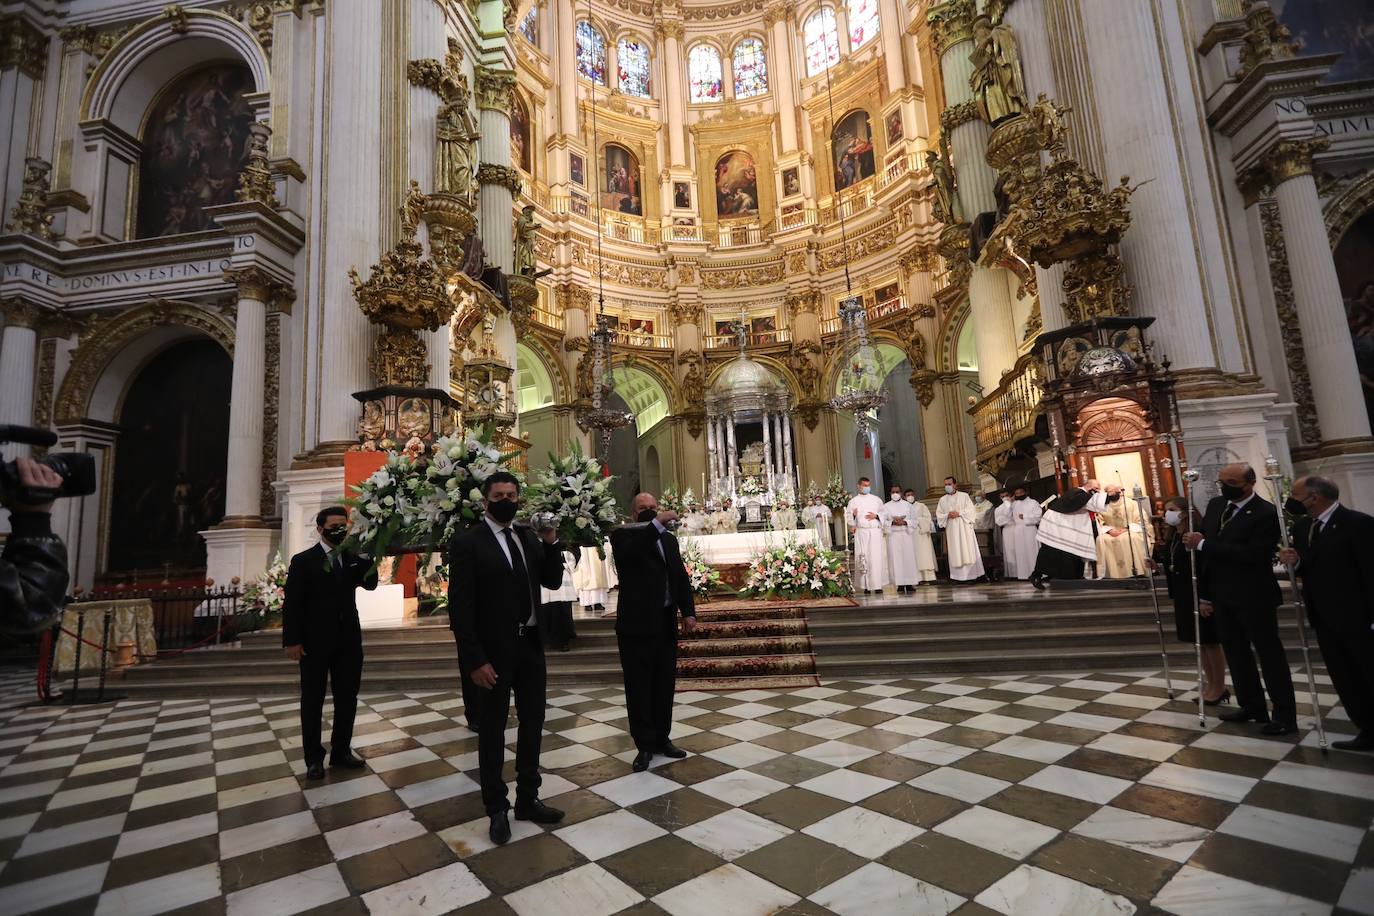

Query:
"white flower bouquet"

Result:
[[241, 551, 289, 629], [417, 427, 519, 548], [660, 485, 681, 514], [679, 537, 723, 598], [521, 441, 620, 554], [823, 473, 850, 511], [740, 476, 763, 497], [342, 452, 429, 559], [739, 538, 851, 600]]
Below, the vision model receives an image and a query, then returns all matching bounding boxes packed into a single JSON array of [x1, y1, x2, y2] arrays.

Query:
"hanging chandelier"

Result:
[[573, 3, 633, 460]]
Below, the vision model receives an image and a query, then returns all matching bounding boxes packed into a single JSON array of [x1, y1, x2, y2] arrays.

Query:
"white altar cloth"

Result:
[[680, 529, 819, 565]]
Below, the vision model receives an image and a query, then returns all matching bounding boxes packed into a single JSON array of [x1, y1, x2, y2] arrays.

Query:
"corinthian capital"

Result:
[[1, 15, 49, 78], [474, 65, 517, 111], [224, 266, 292, 310], [654, 18, 684, 43], [1261, 136, 1330, 185], [763, 1, 791, 29], [926, 0, 976, 57], [0, 296, 46, 330]]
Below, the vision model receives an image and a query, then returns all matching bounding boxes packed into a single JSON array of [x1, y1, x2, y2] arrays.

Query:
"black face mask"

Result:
[[1106, 493, 1121, 503], [1284, 497, 1307, 517], [1219, 483, 1246, 501], [638, 508, 658, 523], [321, 526, 347, 546], [488, 499, 519, 523]]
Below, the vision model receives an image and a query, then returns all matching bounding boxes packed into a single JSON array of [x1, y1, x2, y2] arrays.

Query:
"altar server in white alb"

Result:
[[1000, 484, 1042, 580], [937, 477, 986, 582], [904, 488, 938, 584], [883, 485, 921, 593], [805, 495, 833, 549], [847, 477, 889, 594]]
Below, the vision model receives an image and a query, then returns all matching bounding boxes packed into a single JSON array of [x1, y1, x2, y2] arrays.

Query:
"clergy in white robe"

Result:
[[847, 482, 889, 593], [1031, 482, 1107, 587], [1001, 488, 1042, 580], [882, 488, 920, 591], [574, 539, 612, 609], [683, 509, 711, 537], [994, 494, 1017, 578], [1095, 487, 1151, 578], [905, 490, 938, 583], [804, 499, 834, 548], [937, 482, 986, 582], [711, 501, 739, 534]]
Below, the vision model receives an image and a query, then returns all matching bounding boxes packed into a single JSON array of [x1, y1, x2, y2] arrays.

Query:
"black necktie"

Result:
[[1221, 503, 1238, 528], [1310, 518, 1323, 544], [503, 528, 532, 622]]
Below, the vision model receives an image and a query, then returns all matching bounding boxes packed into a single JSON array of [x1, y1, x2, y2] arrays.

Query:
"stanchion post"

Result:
[[1183, 469, 1206, 728], [1132, 485, 1173, 698]]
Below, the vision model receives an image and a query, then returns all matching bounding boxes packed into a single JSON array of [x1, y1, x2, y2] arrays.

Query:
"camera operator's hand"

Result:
[[9, 459, 62, 513]]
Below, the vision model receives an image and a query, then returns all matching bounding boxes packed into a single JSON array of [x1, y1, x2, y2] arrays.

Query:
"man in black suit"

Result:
[[611, 492, 697, 773], [282, 506, 380, 779], [448, 471, 566, 845], [1279, 476, 1374, 751], [1184, 463, 1296, 735]]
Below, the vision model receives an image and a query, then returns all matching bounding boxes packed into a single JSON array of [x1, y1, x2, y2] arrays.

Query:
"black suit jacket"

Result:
[[610, 522, 695, 638], [1196, 493, 1281, 608], [281, 544, 380, 652], [447, 521, 564, 673], [1292, 505, 1374, 634]]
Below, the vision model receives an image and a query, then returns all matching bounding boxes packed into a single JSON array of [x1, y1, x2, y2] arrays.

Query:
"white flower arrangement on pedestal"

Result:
[[241, 551, 289, 629], [679, 537, 723, 598], [521, 442, 620, 554], [739, 475, 764, 498], [739, 538, 850, 600]]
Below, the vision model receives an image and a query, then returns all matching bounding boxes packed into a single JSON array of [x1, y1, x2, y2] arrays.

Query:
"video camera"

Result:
[[0, 425, 96, 505]]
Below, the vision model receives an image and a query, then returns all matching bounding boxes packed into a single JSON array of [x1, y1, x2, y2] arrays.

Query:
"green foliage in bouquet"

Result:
[[521, 441, 621, 555], [739, 538, 851, 600], [823, 473, 850, 511], [660, 485, 681, 514], [241, 552, 289, 631], [679, 537, 725, 599]]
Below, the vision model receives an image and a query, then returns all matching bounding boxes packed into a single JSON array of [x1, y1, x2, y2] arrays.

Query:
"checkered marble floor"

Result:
[[1, 665, 1370, 916]]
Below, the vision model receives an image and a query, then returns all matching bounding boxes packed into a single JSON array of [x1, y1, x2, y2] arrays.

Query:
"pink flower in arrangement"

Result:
[[806, 548, 817, 558]]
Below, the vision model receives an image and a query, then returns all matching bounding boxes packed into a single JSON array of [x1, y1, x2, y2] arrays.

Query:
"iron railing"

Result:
[[83, 584, 249, 651]]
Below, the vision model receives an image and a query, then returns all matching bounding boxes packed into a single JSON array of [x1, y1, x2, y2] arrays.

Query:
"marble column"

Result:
[[0, 299, 40, 461], [556, 0, 579, 138], [1268, 141, 1372, 442], [221, 270, 274, 522], [476, 67, 519, 273], [782, 414, 795, 484], [706, 416, 718, 492], [968, 267, 1019, 392], [716, 416, 727, 482], [726, 416, 738, 490], [762, 410, 774, 484], [877, 0, 907, 95], [409, 0, 450, 391], [657, 19, 686, 166], [765, 2, 799, 152]]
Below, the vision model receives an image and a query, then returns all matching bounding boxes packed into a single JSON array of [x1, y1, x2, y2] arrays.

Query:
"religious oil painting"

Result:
[[570, 152, 585, 186], [782, 167, 801, 197], [108, 339, 231, 574], [751, 314, 777, 345], [1334, 208, 1374, 430], [510, 94, 531, 173], [1273, 0, 1374, 82], [673, 181, 691, 209], [715, 150, 759, 218], [602, 144, 642, 215], [885, 109, 903, 146], [136, 64, 255, 239], [832, 109, 876, 191]]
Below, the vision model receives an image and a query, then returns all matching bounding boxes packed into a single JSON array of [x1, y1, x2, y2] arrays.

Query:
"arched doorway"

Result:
[[604, 365, 672, 508], [832, 343, 913, 490], [106, 339, 232, 578], [643, 444, 662, 495]]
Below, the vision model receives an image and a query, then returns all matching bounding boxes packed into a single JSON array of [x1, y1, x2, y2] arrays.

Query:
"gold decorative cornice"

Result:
[[1260, 136, 1329, 185], [909, 368, 938, 407], [700, 262, 784, 289], [6, 157, 56, 240], [762, 1, 790, 28], [1236, 0, 1297, 80], [476, 162, 523, 196], [474, 65, 517, 111], [927, 0, 976, 57], [0, 297, 45, 330], [653, 19, 685, 42], [784, 290, 821, 317], [1, 15, 49, 79], [939, 101, 978, 137]]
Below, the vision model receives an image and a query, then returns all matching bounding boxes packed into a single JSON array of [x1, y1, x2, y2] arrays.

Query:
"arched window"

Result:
[[688, 44, 723, 103], [804, 8, 841, 76], [519, 8, 538, 44], [846, 0, 880, 49], [617, 37, 651, 97], [576, 21, 607, 84], [732, 38, 768, 98]]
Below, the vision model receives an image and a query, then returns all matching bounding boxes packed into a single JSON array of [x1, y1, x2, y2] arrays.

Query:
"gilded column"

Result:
[[656, 18, 687, 167], [0, 298, 40, 460], [221, 269, 279, 523], [765, 2, 799, 152], [1266, 139, 1372, 442], [0, 15, 47, 230]]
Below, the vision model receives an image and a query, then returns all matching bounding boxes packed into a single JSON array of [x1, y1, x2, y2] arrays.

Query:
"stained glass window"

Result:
[[519, 8, 538, 44], [804, 8, 841, 76], [732, 38, 768, 98], [617, 38, 651, 97], [576, 21, 606, 85], [688, 44, 723, 103], [847, 0, 880, 49]]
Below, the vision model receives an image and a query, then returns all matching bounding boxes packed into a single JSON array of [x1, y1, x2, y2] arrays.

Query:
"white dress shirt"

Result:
[[484, 514, 535, 625]]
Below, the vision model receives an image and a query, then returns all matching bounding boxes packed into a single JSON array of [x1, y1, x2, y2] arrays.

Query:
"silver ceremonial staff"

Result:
[[1128, 482, 1172, 699], [1183, 469, 1206, 728], [1263, 455, 1328, 752]]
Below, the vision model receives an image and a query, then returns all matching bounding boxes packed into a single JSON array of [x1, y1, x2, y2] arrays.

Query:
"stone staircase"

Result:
[[109, 589, 1307, 697]]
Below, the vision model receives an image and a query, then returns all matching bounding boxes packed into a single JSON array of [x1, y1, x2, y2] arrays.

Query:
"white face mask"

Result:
[[944, 485, 955, 494], [1164, 509, 1183, 526], [890, 492, 901, 501], [859, 485, 870, 494], [904, 495, 915, 503]]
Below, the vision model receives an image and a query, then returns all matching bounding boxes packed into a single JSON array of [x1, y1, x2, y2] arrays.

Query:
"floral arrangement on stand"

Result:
[[681, 487, 698, 512], [739, 476, 763, 498], [739, 539, 850, 600], [806, 479, 825, 505], [416, 561, 449, 615], [660, 485, 681, 514], [521, 442, 620, 555], [241, 552, 288, 630], [823, 473, 850, 512], [679, 537, 724, 599]]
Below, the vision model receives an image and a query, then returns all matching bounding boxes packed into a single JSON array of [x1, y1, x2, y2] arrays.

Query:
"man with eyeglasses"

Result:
[[282, 506, 380, 780]]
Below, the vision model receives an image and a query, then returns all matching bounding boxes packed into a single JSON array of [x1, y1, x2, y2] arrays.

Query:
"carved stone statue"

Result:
[[436, 78, 479, 205], [925, 145, 962, 225], [575, 347, 595, 401], [1029, 92, 1070, 159], [970, 15, 1028, 125], [681, 361, 705, 404], [513, 205, 539, 276]]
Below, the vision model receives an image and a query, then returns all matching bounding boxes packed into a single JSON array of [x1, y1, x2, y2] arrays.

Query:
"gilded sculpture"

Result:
[[513, 204, 540, 276], [925, 138, 962, 225], [436, 84, 480, 206], [1029, 93, 1070, 162], [5, 157, 55, 239], [969, 14, 1028, 125]]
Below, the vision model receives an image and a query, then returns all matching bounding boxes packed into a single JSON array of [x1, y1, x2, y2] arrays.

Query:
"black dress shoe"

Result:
[[1219, 708, 1269, 724], [306, 762, 326, 780], [489, 811, 511, 846], [1331, 732, 1374, 752], [1260, 720, 1297, 737], [513, 799, 565, 823], [632, 750, 653, 771], [656, 742, 687, 759], [329, 750, 367, 769], [1029, 575, 1045, 591], [1203, 689, 1232, 707]]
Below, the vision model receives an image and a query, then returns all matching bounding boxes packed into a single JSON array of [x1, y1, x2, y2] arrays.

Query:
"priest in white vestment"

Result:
[[1001, 485, 1042, 580], [1095, 485, 1150, 578], [846, 477, 889, 594], [804, 497, 833, 549], [883, 486, 920, 593], [904, 489, 938, 583], [1030, 480, 1106, 588], [994, 491, 1017, 578], [937, 478, 986, 582], [574, 539, 611, 610]]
